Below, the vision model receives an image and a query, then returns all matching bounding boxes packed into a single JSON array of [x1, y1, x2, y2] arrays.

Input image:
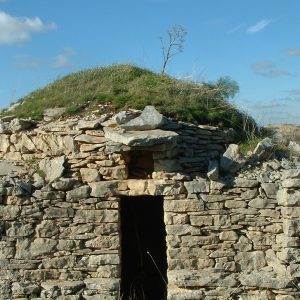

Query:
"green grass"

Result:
[[1, 64, 257, 138]]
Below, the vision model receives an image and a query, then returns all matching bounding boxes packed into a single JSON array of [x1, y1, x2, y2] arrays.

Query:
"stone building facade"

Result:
[[0, 107, 299, 299]]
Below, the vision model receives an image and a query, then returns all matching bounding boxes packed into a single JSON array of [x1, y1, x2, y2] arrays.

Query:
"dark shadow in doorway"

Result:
[[120, 195, 167, 300]]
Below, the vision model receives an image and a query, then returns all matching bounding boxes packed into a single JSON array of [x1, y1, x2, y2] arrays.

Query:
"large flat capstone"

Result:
[[104, 128, 178, 146]]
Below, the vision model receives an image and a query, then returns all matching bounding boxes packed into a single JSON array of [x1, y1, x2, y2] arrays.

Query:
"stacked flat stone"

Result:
[[0, 107, 299, 299]]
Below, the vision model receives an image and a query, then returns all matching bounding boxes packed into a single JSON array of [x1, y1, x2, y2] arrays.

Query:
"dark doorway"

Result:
[[120, 196, 167, 300]]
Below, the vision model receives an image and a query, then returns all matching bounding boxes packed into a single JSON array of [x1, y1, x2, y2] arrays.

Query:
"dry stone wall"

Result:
[[0, 107, 299, 299]]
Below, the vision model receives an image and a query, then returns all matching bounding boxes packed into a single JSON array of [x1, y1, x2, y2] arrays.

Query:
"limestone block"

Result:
[[213, 215, 231, 226], [225, 200, 246, 208], [0, 134, 10, 152], [277, 189, 300, 206], [6, 222, 34, 237], [219, 231, 238, 241], [168, 269, 237, 288], [74, 134, 108, 144], [39, 156, 66, 182], [189, 215, 213, 226], [282, 169, 300, 179], [104, 127, 178, 147], [181, 234, 219, 247], [11, 281, 40, 299], [210, 250, 236, 259], [165, 224, 201, 236], [283, 219, 300, 236], [45, 207, 74, 219], [17, 133, 36, 153], [168, 258, 214, 270], [168, 247, 208, 259], [148, 180, 186, 196], [265, 249, 287, 275], [52, 178, 80, 191], [87, 254, 120, 266], [235, 251, 266, 272], [239, 271, 292, 289], [282, 179, 300, 188], [201, 194, 233, 202], [40, 280, 85, 297], [276, 234, 300, 248], [80, 168, 101, 183], [74, 209, 118, 224], [89, 181, 119, 197], [57, 240, 79, 251], [94, 265, 120, 278], [234, 178, 258, 188], [234, 236, 252, 252], [66, 185, 90, 201], [77, 118, 103, 130], [99, 166, 128, 180], [220, 144, 245, 174], [36, 220, 60, 237], [164, 199, 204, 212], [248, 197, 275, 209], [184, 180, 210, 194], [277, 248, 300, 264], [281, 207, 300, 218], [84, 278, 120, 292], [4, 151, 22, 160], [240, 189, 259, 200], [0, 205, 20, 220], [168, 288, 205, 300], [15, 238, 57, 259], [289, 264, 300, 277], [42, 256, 76, 269], [85, 235, 119, 250], [0, 241, 15, 259], [121, 105, 167, 130], [261, 183, 279, 198]]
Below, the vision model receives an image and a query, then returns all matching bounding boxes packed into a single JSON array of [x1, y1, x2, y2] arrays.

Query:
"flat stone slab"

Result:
[[104, 128, 178, 146], [120, 105, 168, 130], [0, 160, 27, 176]]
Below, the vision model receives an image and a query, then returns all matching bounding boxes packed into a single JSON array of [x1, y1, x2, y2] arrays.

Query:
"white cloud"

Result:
[[227, 24, 243, 34], [287, 48, 300, 57], [247, 19, 270, 33], [52, 48, 76, 69], [0, 11, 56, 45], [251, 60, 291, 78]]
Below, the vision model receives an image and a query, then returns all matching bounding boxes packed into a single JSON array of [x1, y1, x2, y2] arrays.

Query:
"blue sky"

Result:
[[0, 0, 300, 124]]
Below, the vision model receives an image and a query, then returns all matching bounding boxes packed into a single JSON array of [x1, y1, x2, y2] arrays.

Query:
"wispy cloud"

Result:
[[0, 11, 56, 45], [250, 100, 284, 110], [247, 19, 270, 33], [251, 60, 292, 78], [52, 48, 76, 69], [286, 48, 300, 57], [227, 24, 243, 34]]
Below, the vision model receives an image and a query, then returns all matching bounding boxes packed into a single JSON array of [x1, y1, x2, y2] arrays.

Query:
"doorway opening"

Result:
[[128, 151, 154, 179], [120, 195, 167, 300]]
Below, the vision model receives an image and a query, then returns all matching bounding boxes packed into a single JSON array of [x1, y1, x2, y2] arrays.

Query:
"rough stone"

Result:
[[39, 156, 66, 182], [104, 127, 178, 147], [121, 105, 168, 130], [220, 144, 245, 174]]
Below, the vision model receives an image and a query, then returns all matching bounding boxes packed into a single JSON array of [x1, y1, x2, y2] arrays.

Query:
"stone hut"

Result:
[[0, 106, 300, 300]]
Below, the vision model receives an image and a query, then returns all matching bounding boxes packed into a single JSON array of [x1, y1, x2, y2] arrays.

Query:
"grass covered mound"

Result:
[[1, 64, 256, 133]]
